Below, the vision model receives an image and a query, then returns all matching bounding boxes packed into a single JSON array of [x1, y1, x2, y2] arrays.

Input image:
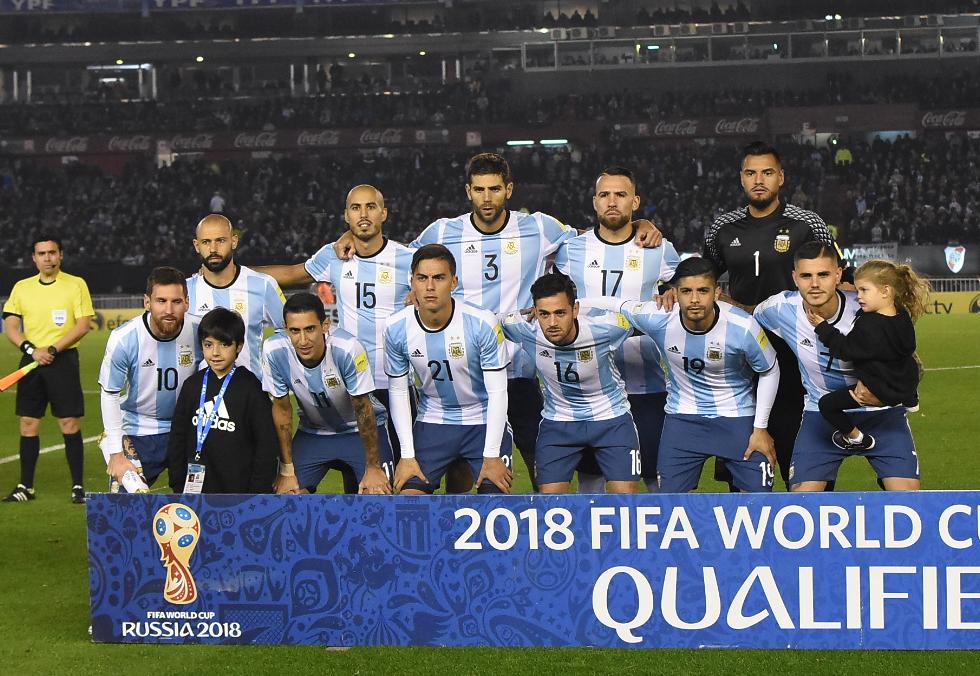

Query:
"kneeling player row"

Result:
[[102, 241, 920, 496]]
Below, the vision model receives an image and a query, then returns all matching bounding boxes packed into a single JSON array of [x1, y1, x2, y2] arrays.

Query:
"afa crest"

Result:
[[178, 346, 193, 367], [325, 376, 341, 389], [503, 238, 520, 255], [706, 341, 723, 361], [448, 342, 465, 359], [378, 268, 393, 284], [774, 230, 791, 253], [577, 349, 594, 362], [626, 256, 641, 271]]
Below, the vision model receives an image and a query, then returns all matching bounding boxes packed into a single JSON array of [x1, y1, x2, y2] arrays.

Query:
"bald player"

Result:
[[259, 185, 414, 468], [186, 214, 286, 375]]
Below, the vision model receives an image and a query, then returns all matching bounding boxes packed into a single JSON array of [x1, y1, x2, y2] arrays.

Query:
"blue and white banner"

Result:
[[87, 492, 980, 649]]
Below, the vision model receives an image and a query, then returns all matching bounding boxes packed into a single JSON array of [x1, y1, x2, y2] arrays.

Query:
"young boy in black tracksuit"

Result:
[[167, 308, 278, 494]]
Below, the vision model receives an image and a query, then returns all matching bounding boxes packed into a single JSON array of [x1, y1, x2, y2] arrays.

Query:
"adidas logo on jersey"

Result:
[[197, 303, 209, 312], [800, 338, 815, 348], [293, 378, 302, 385], [343, 270, 354, 279], [667, 345, 681, 354], [464, 244, 478, 254], [141, 358, 155, 368], [730, 237, 742, 247], [411, 349, 424, 358], [539, 349, 551, 357], [191, 397, 236, 432], [587, 259, 600, 269]]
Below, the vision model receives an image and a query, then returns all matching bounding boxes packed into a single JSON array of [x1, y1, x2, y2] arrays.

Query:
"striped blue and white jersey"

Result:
[[98, 313, 203, 435], [304, 239, 414, 390], [383, 301, 509, 425], [554, 228, 679, 394], [501, 311, 632, 422], [261, 329, 386, 436], [411, 210, 575, 378], [754, 289, 868, 412], [618, 300, 777, 417], [187, 265, 286, 374]]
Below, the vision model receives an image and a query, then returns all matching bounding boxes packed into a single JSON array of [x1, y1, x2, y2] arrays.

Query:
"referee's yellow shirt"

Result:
[[2, 272, 95, 347]]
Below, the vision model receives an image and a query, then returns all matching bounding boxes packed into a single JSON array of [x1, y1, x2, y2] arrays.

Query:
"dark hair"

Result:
[[283, 291, 327, 323], [794, 241, 840, 266], [31, 234, 63, 253], [672, 257, 718, 285], [466, 152, 513, 185], [145, 266, 187, 297], [198, 307, 245, 346], [598, 165, 636, 188], [411, 243, 457, 276], [531, 273, 577, 305], [742, 141, 782, 167]]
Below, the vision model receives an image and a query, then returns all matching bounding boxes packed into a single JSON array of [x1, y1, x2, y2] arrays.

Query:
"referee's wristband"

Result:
[[19, 341, 35, 356]]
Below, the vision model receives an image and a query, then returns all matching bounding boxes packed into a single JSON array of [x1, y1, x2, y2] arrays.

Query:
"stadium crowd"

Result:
[[0, 133, 975, 269], [4, 0, 978, 44], [6, 70, 980, 135]]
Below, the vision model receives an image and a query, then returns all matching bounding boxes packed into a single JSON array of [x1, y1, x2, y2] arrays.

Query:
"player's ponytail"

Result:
[[855, 259, 932, 322]]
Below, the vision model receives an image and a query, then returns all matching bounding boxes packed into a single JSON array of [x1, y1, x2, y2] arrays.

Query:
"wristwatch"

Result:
[[47, 346, 58, 356]]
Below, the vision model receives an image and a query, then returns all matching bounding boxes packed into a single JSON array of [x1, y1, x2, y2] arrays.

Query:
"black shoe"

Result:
[[71, 485, 86, 504], [2, 484, 36, 502], [832, 431, 875, 452]]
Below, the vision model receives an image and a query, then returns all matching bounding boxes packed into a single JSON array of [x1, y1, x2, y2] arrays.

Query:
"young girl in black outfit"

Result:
[[806, 259, 930, 451]]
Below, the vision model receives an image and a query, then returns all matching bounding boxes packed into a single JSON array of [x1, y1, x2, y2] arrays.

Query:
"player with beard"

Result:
[[703, 142, 837, 490], [256, 186, 414, 467], [98, 267, 203, 492], [186, 214, 286, 377], [554, 167, 679, 492], [333, 154, 662, 492]]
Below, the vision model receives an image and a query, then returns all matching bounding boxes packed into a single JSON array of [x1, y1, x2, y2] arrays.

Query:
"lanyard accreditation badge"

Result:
[[184, 366, 236, 494]]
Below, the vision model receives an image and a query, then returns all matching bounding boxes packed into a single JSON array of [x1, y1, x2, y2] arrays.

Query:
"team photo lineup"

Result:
[[2, 143, 931, 503]]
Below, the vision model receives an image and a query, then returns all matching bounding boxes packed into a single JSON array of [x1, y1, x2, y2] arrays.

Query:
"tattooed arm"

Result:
[[352, 394, 391, 494], [271, 394, 300, 494]]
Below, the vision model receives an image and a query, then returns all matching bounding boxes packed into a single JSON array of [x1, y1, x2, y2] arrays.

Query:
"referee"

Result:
[[703, 142, 838, 489], [2, 235, 94, 504]]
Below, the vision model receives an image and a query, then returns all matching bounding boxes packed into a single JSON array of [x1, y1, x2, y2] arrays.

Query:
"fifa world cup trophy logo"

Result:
[[153, 503, 201, 605]]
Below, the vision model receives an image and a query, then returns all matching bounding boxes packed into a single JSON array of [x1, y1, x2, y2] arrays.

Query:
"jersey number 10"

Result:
[[156, 367, 178, 391]]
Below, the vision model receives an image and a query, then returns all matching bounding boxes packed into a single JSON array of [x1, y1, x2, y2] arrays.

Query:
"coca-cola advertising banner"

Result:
[[919, 109, 980, 130], [0, 127, 451, 156], [615, 116, 764, 139]]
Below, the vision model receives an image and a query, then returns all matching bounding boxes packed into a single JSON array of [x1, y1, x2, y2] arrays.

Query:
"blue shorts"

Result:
[[405, 422, 514, 494], [658, 414, 774, 493], [125, 433, 169, 486], [790, 409, 919, 485], [537, 413, 641, 486], [293, 427, 395, 493]]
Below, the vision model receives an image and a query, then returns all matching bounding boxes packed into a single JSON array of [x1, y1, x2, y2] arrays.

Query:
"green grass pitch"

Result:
[[1, 315, 978, 674]]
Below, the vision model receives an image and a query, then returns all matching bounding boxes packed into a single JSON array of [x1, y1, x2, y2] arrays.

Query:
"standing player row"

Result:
[[4, 146, 917, 501]]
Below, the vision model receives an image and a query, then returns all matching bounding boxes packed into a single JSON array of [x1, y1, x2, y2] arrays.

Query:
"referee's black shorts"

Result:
[[15, 348, 85, 419]]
